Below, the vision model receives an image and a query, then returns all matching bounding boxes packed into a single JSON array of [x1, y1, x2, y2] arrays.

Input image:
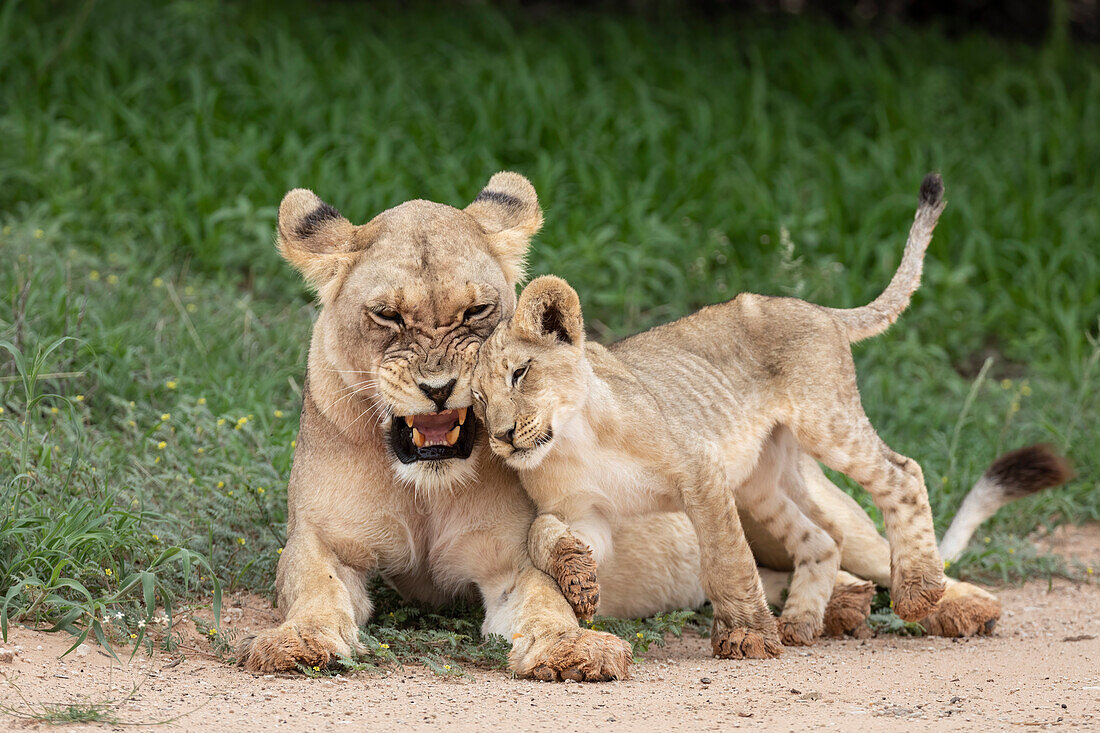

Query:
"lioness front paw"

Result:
[[711, 626, 783, 659], [891, 564, 946, 622], [238, 622, 352, 673], [822, 579, 875, 637], [549, 535, 600, 621], [919, 582, 1001, 637], [513, 628, 632, 682]]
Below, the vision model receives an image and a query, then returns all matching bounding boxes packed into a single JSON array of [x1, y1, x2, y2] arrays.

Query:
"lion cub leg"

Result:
[[740, 434, 841, 646], [528, 514, 600, 621], [794, 408, 946, 622], [682, 454, 782, 660]]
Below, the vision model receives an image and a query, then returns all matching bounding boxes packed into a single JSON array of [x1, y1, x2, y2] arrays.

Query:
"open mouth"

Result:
[[390, 407, 478, 464]]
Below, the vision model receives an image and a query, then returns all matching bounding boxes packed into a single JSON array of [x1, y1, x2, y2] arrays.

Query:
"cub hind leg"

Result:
[[739, 427, 841, 646]]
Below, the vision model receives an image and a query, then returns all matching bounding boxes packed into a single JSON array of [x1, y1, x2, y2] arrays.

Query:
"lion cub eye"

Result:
[[369, 307, 404, 329], [463, 303, 492, 321], [510, 363, 529, 387]]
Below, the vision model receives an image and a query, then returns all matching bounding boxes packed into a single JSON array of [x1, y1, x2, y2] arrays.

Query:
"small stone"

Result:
[[0, 648, 14, 663], [76, 644, 89, 657], [700, 677, 712, 685]]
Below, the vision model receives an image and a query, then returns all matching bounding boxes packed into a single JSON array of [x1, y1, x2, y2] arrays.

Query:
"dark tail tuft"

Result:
[[919, 172, 945, 207], [984, 443, 1074, 499]]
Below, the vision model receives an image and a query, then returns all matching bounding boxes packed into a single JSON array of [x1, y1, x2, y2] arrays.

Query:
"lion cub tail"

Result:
[[939, 444, 1074, 563], [827, 172, 947, 343]]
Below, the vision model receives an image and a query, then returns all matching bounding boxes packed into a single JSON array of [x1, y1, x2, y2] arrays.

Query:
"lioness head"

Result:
[[471, 276, 587, 470], [278, 172, 542, 491]]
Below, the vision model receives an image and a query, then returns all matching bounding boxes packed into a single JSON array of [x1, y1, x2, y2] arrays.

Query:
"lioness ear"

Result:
[[465, 172, 543, 284], [514, 276, 584, 346], [277, 189, 367, 294]]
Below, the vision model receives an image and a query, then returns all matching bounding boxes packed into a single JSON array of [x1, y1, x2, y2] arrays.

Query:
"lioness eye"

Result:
[[510, 364, 528, 387], [371, 308, 404, 328], [463, 303, 491, 321]]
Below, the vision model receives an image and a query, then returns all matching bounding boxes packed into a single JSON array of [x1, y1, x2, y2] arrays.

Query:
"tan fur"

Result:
[[472, 177, 951, 664], [238, 173, 639, 679]]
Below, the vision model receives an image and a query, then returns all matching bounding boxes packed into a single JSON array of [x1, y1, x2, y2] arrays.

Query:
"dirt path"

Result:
[[2, 530, 1098, 732]]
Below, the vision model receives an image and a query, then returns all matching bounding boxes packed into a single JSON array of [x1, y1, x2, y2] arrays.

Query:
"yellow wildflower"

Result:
[[380, 643, 389, 649], [196, 447, 204, 454], [166, 380, 177, 390], [89, 270, 101, 281], [228, 490, 234, 497], [208, 628, 217, 636], [257, 487, 265, 494], [636, 632, 643, 638], [153, 277, 164, 288], [154, 456, 161, 464], [1020, 383, 1032, 397], [277, 548, 283, 555], [187, 303, 197, 313], [274, 410, 284, 418], [104, 568, 113, 576], [216, 481, 225, 488], [291, 440, 297, 449], [0, 407, 4, 415], [161, 413, 171, 422], [50, 406, 59, 414], [151, 534, 159, 541], [944, 560, 951, 570], [217, 418, 226, 426], [312, 666, 320, 672], [107, 274, 119, 285], [984, 536, 991, 544], [237, 538, 246, 546], [34, 228, 44, 239], [198, 397, 206, 405], [1008, 548, 1016, 555], [130, 633, 137, 639], [1000, 379, 1012, 390], [1088, 567, 1093, 575], [444, 665, 451, 671], [184, 286, 195, 296], [157, 441, 167, 450], [75, 394, 84, 402], [128, 420, 136, 427]]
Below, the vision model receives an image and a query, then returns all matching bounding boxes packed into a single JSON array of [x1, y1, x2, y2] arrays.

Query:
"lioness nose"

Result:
[[495, 427, 516, 446], [418, 379, 456, 412]]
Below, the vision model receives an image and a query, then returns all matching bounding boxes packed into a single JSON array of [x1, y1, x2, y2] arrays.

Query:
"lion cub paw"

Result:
[[776, 615, 820, 647], [891, 566, 947, 622], [237, 622, 351, 673], [549, 535, 600, 621], [711, 626, 783, 659], [515, 628, 632, 682], [822, 579, 875, 637]]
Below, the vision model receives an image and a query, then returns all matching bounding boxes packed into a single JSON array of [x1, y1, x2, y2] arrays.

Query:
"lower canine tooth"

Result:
[[445, 426, 461, 446], [458, 406, 468, 425], [412, 428, 426, 448]]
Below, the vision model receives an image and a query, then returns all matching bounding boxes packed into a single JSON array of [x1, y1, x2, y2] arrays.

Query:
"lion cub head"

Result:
[[472, 276, 588, 470], [278, 172, 542, 491]]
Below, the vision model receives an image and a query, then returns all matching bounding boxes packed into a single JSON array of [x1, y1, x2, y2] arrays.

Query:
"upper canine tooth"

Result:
[[412, 428, 426, 448], [404, 416, 414, 428], [458, 407, 468, 425], [445, 425, 461, 446]]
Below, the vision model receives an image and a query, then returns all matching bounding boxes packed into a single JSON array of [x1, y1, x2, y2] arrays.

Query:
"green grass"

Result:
[[1, 0, 1098, 666]]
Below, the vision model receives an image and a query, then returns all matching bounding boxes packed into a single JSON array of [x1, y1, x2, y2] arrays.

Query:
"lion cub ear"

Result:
[[465, 172, 543, 284], [277, 189, 368, 295], [514, 276, 584, 346]]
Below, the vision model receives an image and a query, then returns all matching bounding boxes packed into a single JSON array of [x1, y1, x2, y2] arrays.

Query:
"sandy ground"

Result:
[[1, 527, 1098, 732]]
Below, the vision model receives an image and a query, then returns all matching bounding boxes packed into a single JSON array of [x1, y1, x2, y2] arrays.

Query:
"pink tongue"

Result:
[[412, 410, 458, 442]]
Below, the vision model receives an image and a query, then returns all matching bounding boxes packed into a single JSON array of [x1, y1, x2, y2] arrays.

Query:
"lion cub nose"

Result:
[[495, 427, 516, 446], [418, 379, 456, 412]]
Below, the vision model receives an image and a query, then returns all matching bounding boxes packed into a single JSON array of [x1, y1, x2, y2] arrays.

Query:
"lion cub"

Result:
[[472, 175, 949, 658]]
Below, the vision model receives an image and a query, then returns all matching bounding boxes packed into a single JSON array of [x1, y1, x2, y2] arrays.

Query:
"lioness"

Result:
[[239, 171, 1067, 679]]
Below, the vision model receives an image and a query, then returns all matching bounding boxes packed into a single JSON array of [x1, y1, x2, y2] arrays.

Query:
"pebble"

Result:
[[76, 643, 89, 657], [700, 677, 712, 685], [0, 648, 15, 663]]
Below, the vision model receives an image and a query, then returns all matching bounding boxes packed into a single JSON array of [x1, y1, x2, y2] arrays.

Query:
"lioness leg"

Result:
[[681, 453, 782, 660], [740, 430, 841, 646], [528, 514, 600, 621], [793, 410, 945, 622], [238, 530, 370, 672], [479, 560, 631, 682]]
